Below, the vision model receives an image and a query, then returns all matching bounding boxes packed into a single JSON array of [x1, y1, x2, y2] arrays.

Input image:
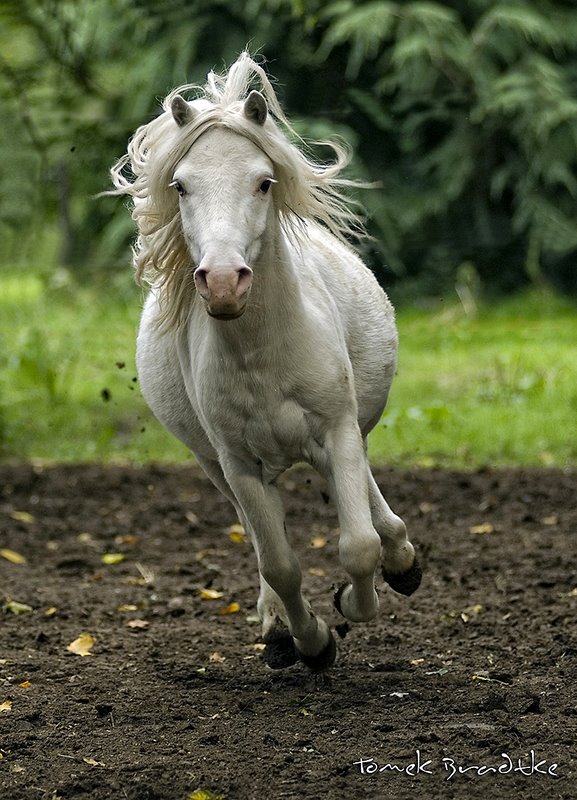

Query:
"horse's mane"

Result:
[[109, 51, 365, 330]]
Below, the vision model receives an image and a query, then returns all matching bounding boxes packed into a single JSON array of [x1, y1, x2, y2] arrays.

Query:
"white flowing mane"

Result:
[[110, 52, 365, 329]]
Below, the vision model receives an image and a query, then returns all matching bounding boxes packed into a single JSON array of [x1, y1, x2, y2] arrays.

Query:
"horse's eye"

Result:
[[170, 180, 186, 197], [259, 179, 273, 195]]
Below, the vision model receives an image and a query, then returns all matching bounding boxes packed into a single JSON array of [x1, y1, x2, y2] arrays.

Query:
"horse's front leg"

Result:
[[324, 419, 382, 623], [221, 457, 336, 671]]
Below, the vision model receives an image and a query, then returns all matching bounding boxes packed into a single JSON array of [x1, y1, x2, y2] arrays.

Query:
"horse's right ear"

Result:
[[171, 96, 196, 127]]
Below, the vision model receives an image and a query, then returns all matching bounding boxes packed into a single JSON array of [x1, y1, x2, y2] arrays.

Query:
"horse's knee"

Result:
[[339, 529, 381, 579]]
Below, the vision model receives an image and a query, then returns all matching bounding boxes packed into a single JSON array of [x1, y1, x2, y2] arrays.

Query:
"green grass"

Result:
[[1, 267, 576, 467]]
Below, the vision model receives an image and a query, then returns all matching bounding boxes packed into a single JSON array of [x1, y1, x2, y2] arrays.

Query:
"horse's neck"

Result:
[[210, 223, 305, 346]]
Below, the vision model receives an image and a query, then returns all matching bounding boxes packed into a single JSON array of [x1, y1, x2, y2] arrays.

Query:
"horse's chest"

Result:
[[195, 358, 323, 471]]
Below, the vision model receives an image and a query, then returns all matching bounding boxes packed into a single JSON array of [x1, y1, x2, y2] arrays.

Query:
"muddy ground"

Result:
[[1, 463, 576, 800]]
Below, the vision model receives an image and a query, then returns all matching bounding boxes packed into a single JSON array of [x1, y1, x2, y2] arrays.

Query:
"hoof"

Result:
[[333, 583, 348, 617], [263, 629, 299, 670], [296, 632, 337, 673], [382, 558, 423, 596]]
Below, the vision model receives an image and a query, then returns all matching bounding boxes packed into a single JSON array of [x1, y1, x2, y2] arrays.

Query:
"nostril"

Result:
[[236, 266, 253, 298], [194, 267, 209, 296]]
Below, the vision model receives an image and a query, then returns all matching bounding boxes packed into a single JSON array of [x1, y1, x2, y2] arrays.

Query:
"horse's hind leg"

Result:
[[367, 469, 422, 596]]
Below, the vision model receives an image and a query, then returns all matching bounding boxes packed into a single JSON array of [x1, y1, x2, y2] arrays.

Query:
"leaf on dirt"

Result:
[[299, 707, 311, 716], [19, 681, 31, 689], [83, 757, 105, 767], [200, 588, 224, 600], [126, 619, 149, 630], [187, 789, 224, 800], [117, 604, 138, 613], [44, 607, 57, 617], [4, 600, 33, 614], [114, 534, 138, 546], [0, 549, 27, 565], [468, 523, 495, 535], [10, 511, 35, 524], [471, 672, 511, 686], [540, 515, 559, 526], [460, 604, 483, 622], [309, 535, 327, 549], [567, 588, 577, 597], [101, 553, 126, 565], [251, 643, 266, 651], [0, 701, 13, 712], [185, 511, 200, 528], [307, 567, 326, 577], [227, 523, 247, 543], [410, 658, 425, 666], [209, 652, 226, 663], [67, 633, 96, 657], [218, 602, 240, 615]]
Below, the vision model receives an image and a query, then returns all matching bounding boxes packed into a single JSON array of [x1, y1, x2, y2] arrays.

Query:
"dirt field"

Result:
[[1, 463, 575, 800]]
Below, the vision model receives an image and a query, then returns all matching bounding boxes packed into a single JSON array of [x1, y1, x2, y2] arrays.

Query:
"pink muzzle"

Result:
[[194, 262, 253, 320]]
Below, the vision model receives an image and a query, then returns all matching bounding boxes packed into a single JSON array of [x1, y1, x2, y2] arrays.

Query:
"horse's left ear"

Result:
[[171, 95, 196, 127], [244, 91, 267, 126]]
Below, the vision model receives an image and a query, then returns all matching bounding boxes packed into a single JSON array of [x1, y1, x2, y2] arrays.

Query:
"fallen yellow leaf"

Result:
[[307, 567, 326, 577], [10, 511, 35, 524], [468, 523, 495, 535], [0, 701, 13, 713], [114, 534, 138, 546], [67, 633, 96, 657], [219, 602, 240, 615], [44, 607, 57, 617], [309, 536, 327, 549], [117, 604, 138, 613], [19, 681, 31, 689], [4, 600, 33, 614], [188, 790, 224, 800], [227, 523, 247, 543], [209, 652, 226, 663], [126, 619, 149, 630], [0, 549, 27, 565], [200, 588, 224, 600], [83, 757, 105, 767], [541, 515, 559, 526], [460, 604, 483, 622], [101, 553, 126, 565]]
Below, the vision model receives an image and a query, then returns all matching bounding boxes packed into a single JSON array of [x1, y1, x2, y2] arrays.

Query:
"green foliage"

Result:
[[1, 0, 576, 298], [318, 0, 577, 296], [1, 268, 576, 466]]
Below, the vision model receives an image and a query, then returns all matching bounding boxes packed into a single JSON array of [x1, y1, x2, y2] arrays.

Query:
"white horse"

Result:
[[110, 53, 421, 671]]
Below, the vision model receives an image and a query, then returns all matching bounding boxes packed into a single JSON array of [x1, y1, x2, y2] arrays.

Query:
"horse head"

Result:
[[169, 92, 276, 320]]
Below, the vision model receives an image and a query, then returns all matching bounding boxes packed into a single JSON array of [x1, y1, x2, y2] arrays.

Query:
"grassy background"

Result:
[[1, 267, 576, 468]]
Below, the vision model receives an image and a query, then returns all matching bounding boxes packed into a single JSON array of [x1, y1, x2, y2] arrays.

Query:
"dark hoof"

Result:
[[296, 632, 337, 673], [333, 583, 348, 617], [263, 629, 299, 669], [382, 558, 423, 596]]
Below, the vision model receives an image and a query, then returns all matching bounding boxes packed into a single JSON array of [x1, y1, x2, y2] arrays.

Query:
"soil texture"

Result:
[[1, 463, 576, 800]]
